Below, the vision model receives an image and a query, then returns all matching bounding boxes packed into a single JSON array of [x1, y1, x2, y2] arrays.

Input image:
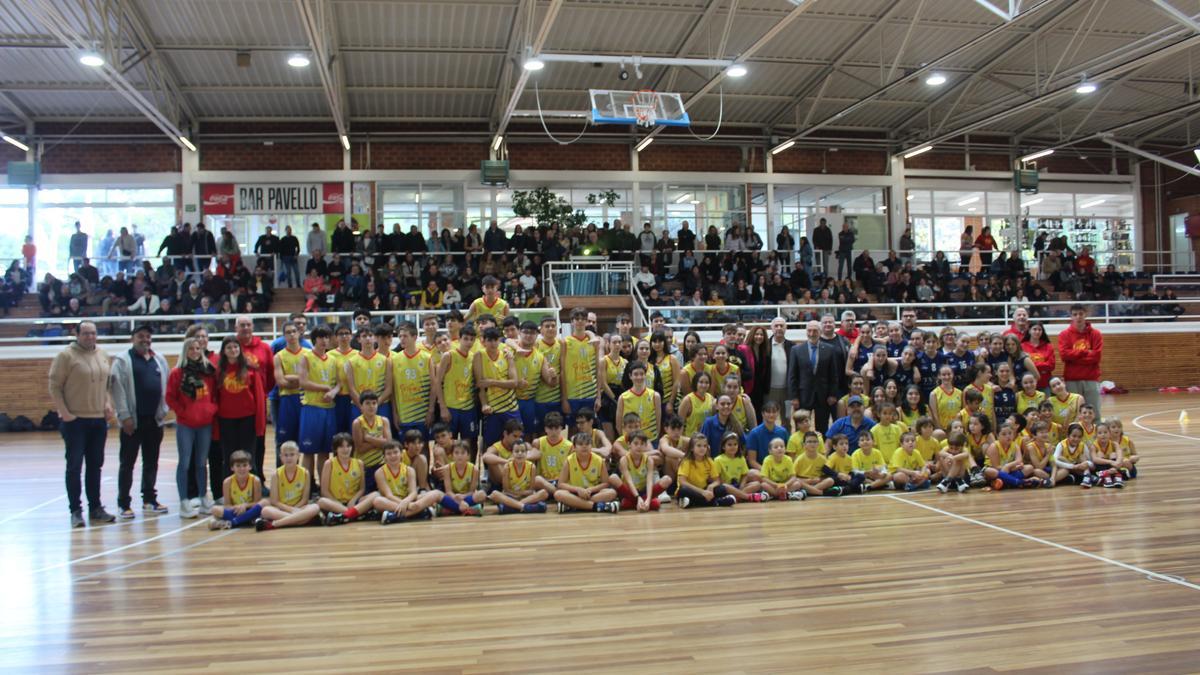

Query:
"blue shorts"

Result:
[[276, 394, 302, 446], [397, 422, 429, 441], [482, 410, 520, 449], [350, 403, 393, 426], [298, 406, 336, 454], [518, 399, 539, 436], [567, 398, 594, 421], [447, 408, 478, 440], [536, 401, 562, 428], [334, 395, 353, 434], [363, 463, 382, 493]]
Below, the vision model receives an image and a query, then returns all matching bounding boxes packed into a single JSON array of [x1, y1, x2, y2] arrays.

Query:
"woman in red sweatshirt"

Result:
[[215, 336, 265, 477], [1020, 322, 1057, 391], [166, 336, 218, 518]]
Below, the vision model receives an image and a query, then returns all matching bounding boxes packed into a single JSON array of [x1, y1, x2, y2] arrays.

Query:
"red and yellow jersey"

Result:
[[565, 451, 606, 488], [276, 346, 307, 396], [275, 465, 308, 507], [537, 435, 573, 480], [380, 463, 411, 500], [479, 349, 517, 413], [624, 452, 653, 491], [446, 462, 476, 494], [393, 348, 434, 423], [562, 335, 599, 400], [301, 351, 339, 408], [506, 459, 535, 493], [228, 474, 259, 506], [329, 457, 364, 503], [534, 337, 562, 404], [513, 348, 545, 401]]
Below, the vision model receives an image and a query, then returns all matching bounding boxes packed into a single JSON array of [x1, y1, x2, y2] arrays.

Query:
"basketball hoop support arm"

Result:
[[536, 54, 736, 69]]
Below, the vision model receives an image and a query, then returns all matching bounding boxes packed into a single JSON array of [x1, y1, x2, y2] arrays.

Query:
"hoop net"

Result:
[[632, 90, 657, 127]]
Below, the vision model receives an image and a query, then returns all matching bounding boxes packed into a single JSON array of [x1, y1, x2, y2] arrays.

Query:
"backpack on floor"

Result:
[[9, 415, 35, 432], [0, 413, 10, 433], [40, 410, 61, 431]]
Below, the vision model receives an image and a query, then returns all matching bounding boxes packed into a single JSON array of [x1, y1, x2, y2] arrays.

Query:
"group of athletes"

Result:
[[207, 278, 1141, 531]]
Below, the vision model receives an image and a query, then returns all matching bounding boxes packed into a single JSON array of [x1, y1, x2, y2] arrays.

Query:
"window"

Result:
[[0, 187, 29, 266], [35, 187, 175, 278]]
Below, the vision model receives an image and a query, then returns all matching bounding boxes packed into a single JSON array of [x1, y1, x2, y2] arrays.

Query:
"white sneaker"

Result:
[[658, 493, 672, 503], [678, 496, 691, 509], [200, 496, 215, 510], [180, 500, 197, 519]]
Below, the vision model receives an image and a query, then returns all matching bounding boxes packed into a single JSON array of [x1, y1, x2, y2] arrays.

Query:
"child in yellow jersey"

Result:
[[256, 442, 320, 531], [983, 423, 1031, 490], [1077, 404, 1098, 446], [1052, 423, 1094, 487], [319, 433, 378, 525], [208, 450, 264, 529], [514, 321, 554, 438], [298, 325, 341, 480], [600, 333, 627, 437], [707, 343, 740, 389], [438, 440, 486, 516], [533, 317, 563, 432], [792, 432, 838, 496], [713, 431, 765, 503], [963, 412, 994, 488], [1088, 422, 1125, 487], [617, 360, 662, 445], [890, 432, 931, 491], [759, 437, 807, 501], [675, 435, 737, 508], [614, 432, 673, 511], [656, 414, 689, 478], [574, 408, 612, 457], [475, 326, 521, 450], [678, 371, 716, 437], [482, 418, 525, 489], [1037, 402, 1064, 446], [396, 429, 433, 492], [1108, 418, 1139, 478], [929, 365, 963, 434], [560, 307, 603, 425], [935, 432, 971, 493], [721, 374, 757, 434], [330, 324, 357, 434], [346, 326, 394, 422], [486, 440, 550, 514], [912, 416, 946, 483], [376, 441, 444, 524], [786, 410, 825, 459], [611, 413, 643, 468], [869, 403, 908, 460], [825, 434, 865, 495], [1022, 421, 1054, 486], [351, 391, 392, 493], [532, 412, 573, 496], [272, 322, 306, 449], [851, 431, 890, 493], [438, 325, 479, 447], [1048, 377, 1083, 427], [956, 388, 985, 434], [553, 433, 620, 513], [465, 275, 509, 323], [1016, 373, 1046, 417]]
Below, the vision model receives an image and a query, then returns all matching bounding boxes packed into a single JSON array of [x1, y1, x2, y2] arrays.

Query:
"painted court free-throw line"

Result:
[[886, 494, 1200, 592], [30, 518, 211, 575]]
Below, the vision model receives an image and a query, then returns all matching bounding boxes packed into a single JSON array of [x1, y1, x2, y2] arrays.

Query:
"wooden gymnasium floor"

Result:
[[2, 394, 1199, 674]]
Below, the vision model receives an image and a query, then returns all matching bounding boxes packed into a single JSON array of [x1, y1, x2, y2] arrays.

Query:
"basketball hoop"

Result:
[[632, 89, 658, 127]]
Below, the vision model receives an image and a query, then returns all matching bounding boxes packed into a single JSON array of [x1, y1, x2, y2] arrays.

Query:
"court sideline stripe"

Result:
[[886, 494, 1200, 592], [30, 518, 211, 575], [72, 529, 237, 583], [1132, 408, 1200, 442], [0, 477, 115, 527]]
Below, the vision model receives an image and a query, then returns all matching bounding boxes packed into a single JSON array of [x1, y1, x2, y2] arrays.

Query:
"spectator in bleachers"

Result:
[[191, 223, 217, 274], [278, 225, 301, 288], [306, 222, 326, 257]]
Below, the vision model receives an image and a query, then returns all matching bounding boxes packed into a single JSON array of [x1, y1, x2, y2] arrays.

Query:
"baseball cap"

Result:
[[847, 395, 864, 405], [132, 324, 153, 336]]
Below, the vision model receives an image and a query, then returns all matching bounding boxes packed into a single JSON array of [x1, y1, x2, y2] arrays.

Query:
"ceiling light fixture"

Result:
[[340, 134, 350, 151], [492, 135, 503, 151], [674, 193, 693, 204], [1078, 198, 1106, 208], [967, 207, 977, 212], [957, 196, 980, 206], [635, 135, 654, 152], [1075, 82, 1097, 94], [903, 145, 933, 159], [1194, 148, 1200, 163], [771, 139, 796, 155], [79, 51, 104, 67], [178, 136, 197, 152], [689, 199, 701, 205], [1022, 198, 1044, 207], [1020, 149, 1054, 162], [925, 73, 947, 86], [287, 53, 310, 68], [523, 57, 545, 71], [2, 135, 30, 152], [906, 194, 914, 200], [726, 64, 748, 78]]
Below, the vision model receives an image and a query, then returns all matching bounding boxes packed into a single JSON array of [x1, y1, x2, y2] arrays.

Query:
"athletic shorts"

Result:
[[482, 410, 520, 449], [350, 403, 392, 426], [363, 463, 383, 493], [567, 398, 594, 421], [298, 406, 336, 454], [535, 401, 561, 428], [447, 408, 478, 440], [517, 399, 539, 436], [276, 394, 302, 445], [397, 422, 429, 441], [334, 395, 353, 434]]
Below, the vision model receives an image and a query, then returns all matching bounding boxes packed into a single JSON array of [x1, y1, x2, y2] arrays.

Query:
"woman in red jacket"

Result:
[[1021, 321, 1056, 391], [215, 336, 265, 477], [166, 336, 218, 519]]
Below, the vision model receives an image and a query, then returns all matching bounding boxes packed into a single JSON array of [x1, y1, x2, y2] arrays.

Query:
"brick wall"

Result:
[[0, 143, 24, 171], [38, 142, 180, 174], [200, 142, 343, 171], [352, 142, 488, 170], [638, 144, 742, 172], [509, 142, 630, 171], [904, 152, 1012, 171], [774, 148, 888, 175]]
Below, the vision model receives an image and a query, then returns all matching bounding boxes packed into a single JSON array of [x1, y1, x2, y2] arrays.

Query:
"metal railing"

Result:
[[1152, 273, 1200, 290], [543, 259, 634, 297]]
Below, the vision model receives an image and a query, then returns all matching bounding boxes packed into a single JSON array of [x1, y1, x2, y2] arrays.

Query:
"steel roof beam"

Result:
[[296, 0, 349, 147]]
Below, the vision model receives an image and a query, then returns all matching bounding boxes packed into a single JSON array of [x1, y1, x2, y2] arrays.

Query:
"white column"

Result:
[[343, 146, 352, 227], [888, 155, 907, 250], [765, 150, 776, 246], [181, 146, 200, 223]]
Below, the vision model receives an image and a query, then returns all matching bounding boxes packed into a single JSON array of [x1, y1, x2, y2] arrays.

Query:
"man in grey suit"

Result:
[[788, 320, 838, 433]]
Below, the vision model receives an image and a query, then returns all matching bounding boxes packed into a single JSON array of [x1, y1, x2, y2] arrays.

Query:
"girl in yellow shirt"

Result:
[[675, 435, 736, 508]]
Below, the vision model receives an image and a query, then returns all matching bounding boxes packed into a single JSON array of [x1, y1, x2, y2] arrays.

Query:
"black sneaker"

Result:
[[715, 495, 736, 507], [70, 511, 85, 528], [89, 506, 116, 523], [326, 513, 346, 526], [827, 486, 843, 497], [254, 518, 268, 532], [380, 510, 396, 525]]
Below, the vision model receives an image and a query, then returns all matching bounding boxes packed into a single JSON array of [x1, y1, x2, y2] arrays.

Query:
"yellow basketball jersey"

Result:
[[656, 354, 678, 403], [870, 421, 908, 457], [391, 348, 434, 423], [355, 414, 388, 467], [441, 348, 476, 411], [619, 387, 659, 439], [514, 348, 544, 401], [1057, 439, 1085, 464], [1017, 390, 1046, 415], [447, 462, 475, 494], [381, 463, 410, 499], [1050, 392, 1081, 426], [329, 457, 364, 503], [761, 454, 795, 483], [488, 439, 516, 460], [986, 439, 1019, 468], [626, 452, 653, 490], [714, 454, 748, 485], [604, 354, 626, 389], [707, 362, 740, 387], [1079, 422, 1097, 446], [348, 351, 389, 398], [229, 474, 258, 506], [563, 335, 598, 400], [565, 451, 606, 488], [731, 395, 749, 430], [480, 349, 517, 413], [537, 435, 573, 480], [1093, 439, 1118, 461], [470, 296, 509, 319], [1025, 438, 1052, 467], [276, 346, 307, 396], [534, 337, 562, 404], [933, 386, 963, 428], [680, 362, 704, 405], [330, 347, 357, 390], [301, 351, 339, 408], [506, 459, 534, 493], [275, 465, 308, 507], [682, 392, 715, 437], [965, 384, 996, 426]]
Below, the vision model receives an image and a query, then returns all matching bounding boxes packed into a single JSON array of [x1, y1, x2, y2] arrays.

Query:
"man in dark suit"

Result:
[[788, 319, 838, 432]]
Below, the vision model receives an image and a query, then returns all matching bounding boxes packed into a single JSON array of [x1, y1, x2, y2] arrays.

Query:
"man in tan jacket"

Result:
[[48, 321, 116, 528]]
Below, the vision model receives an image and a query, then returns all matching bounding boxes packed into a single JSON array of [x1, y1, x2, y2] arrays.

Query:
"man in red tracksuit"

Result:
[[236, 315, 275, 481], [1057, 304, 1103, 416]]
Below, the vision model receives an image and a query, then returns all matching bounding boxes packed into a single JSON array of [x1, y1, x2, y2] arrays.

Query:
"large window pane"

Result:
[[35, 188, 176, 278], [0, 187, 29, 267]]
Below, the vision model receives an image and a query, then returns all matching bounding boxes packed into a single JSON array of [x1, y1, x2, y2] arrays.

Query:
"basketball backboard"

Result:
[[589, 89, 690, 127]]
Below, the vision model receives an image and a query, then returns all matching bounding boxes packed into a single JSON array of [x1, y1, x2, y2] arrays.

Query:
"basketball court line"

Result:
[[1132, 407, 1200, 442], [0, 477, 115, 526], [29, 518, 211, 575], [72, 528, 237, 583], [886, 494, 1200, 592]]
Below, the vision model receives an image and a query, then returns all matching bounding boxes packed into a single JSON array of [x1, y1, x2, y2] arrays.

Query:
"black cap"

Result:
[[132, 324, 153, 336]]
